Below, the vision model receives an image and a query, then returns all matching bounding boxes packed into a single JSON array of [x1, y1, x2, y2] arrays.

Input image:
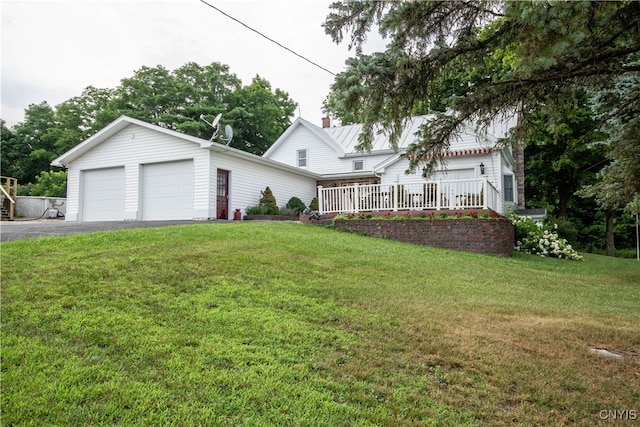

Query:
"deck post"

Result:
[[393, 182, 398, 211], [353, 183, 360, 213], [482, 177, 488, 210], [317, 185, 324, 214]]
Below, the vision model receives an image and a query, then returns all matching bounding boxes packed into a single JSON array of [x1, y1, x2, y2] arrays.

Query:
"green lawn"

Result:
[[1, 222, 638, 426]]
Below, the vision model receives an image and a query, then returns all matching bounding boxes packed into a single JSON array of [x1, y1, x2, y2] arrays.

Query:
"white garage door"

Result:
[[82, 167, 125, 221], [142, 160, 194, 220]]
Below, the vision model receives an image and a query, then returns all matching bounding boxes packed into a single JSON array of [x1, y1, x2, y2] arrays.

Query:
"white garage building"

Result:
[[51, 116, 319, 222]]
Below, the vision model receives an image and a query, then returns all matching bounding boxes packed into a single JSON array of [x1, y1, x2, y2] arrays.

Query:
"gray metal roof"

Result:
[[324, 116, 432, 153]]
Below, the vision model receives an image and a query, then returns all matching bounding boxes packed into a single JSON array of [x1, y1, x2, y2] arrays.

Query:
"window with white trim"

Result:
[[503, 174, 514, 202], [297, 149, 307, 168], [353, 159, 364, 171]]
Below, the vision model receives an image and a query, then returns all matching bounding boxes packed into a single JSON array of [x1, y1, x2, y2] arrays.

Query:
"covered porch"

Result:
[[318, 178, 503, 215]]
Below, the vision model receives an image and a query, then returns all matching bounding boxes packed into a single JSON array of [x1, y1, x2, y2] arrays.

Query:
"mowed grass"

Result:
[[1, 222, 639, 426]]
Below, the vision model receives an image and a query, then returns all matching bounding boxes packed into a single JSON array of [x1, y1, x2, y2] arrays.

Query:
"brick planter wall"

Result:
[[244, 215, 299, 221], [329, 218, 514, 256]]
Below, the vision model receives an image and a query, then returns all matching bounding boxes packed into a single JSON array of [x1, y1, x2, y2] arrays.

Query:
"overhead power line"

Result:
[[199, 0, 337, 76]]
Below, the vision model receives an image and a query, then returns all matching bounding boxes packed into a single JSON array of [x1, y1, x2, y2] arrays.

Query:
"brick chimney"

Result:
[[322, 117, 330, 128]]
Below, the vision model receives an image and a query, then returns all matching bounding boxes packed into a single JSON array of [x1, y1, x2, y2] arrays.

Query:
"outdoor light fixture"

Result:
[[479, 163, 485, 175]]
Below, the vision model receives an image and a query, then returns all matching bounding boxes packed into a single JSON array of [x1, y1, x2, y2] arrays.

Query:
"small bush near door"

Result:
[[259, 186, 279, 215]]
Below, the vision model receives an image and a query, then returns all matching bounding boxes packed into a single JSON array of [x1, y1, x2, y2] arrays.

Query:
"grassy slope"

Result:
[[1, 222, 638, 426]]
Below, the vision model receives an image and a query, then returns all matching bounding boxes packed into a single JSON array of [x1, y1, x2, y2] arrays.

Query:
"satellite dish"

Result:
[[211, 113, 222, 128], [201, 113, 223, 141], [201, 113, 232, 144]]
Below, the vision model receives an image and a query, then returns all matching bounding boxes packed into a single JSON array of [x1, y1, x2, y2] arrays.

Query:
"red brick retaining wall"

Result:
[[307, 217, 514, 256]]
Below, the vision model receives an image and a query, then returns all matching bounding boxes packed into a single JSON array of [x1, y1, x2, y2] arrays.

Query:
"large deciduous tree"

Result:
[[105, 63, 296, 155], [323, 0, 640, 212], [107, 62, 241, 137], [1, 102, 57, 185], [50, 86, 115, 154], [1, 62, 297, 190], [226, 76, 297, 155]]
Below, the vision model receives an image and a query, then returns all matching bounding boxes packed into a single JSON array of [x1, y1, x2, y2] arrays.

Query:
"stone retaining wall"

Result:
[[243, 214, 299, 221], [301, 214, 514, 256]]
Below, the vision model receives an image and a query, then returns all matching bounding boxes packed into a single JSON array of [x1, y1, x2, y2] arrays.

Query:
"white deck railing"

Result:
[[318, 178, 501, 214]]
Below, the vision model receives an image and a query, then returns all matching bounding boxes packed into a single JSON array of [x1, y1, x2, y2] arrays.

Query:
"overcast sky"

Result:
[[1, 0, 385, 128]]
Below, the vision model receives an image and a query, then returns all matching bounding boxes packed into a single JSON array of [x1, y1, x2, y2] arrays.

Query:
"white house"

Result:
[[51, 116, 319, 222], [264, 115, 521, 214], [52, 114, 521, 222]]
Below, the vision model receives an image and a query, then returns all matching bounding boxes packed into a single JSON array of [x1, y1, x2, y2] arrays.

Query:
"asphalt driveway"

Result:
[[0, 219, 222, 242]]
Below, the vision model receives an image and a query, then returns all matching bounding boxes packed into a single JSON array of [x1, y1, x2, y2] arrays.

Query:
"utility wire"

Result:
[[199, 0, 337, 76]]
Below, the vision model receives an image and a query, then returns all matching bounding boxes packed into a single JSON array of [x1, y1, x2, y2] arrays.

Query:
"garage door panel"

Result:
[[142, 160, 194, 220], [82, 167, 125, 221]]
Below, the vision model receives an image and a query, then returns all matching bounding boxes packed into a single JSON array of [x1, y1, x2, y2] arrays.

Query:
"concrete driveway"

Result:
[[0, 219, 222, 242]]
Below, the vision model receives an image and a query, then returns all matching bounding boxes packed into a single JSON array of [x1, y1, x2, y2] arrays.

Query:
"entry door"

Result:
[[216, 169, 229, 219]]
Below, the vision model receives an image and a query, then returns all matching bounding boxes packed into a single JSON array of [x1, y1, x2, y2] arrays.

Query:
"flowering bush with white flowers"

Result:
[[508, 214, 584, 261]]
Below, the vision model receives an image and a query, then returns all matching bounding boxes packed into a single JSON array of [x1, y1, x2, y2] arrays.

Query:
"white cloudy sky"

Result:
[[1, 0, 385, 128]]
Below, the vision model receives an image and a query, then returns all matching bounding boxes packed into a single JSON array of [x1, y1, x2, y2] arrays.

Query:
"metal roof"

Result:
[[324, 115, 432, 153]]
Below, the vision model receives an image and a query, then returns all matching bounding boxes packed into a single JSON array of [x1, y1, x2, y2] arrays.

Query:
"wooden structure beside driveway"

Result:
[[1, 176, 18, 221]]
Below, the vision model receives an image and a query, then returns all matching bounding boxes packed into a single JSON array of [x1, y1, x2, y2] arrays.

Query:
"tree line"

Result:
[[1, 62, 296, 197]]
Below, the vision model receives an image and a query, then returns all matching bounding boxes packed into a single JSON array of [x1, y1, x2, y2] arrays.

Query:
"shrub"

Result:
[[508, 214, 583, 261], [245, 205, 270, 215], [309, 197, 319, 211], [551, 218, 579, 244], [285, 197, 306, 214], [259, 186, 279, 215], [278, 207, 299, 216]]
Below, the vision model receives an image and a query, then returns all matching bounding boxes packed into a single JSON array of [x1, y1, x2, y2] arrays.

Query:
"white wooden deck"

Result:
[[318, 178, 502, 214]]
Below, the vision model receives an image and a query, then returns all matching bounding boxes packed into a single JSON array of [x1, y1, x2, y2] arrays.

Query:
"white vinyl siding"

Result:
[[65, 125, 211, 220], [141, 160, 194, 220], [81, 167, 125, 221], [211, 151, 317, 217], [267, 126, 340, 174]]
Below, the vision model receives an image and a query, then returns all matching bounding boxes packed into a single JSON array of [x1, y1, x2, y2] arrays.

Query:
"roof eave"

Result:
[[51, 115, 206, 167], [207, 142, 321, 179]]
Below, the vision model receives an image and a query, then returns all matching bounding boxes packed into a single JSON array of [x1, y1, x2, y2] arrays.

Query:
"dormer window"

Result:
[[353, 159, 364, 171], [297, 149, 307, 168]]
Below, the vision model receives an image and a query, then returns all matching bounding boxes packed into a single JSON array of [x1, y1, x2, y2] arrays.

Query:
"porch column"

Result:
[[317, 185, 324, 214], [393, 182, 399, 211], [353, 183, 360, 213], [482, 177, 488, 210]]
